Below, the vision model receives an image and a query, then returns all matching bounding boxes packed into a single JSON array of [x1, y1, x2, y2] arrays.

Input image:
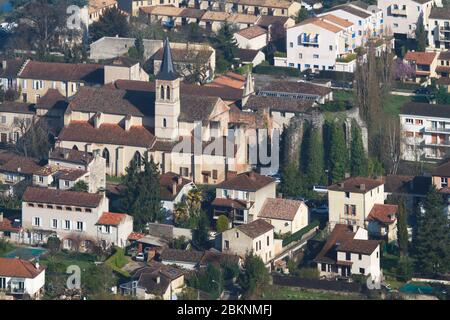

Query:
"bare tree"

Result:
[[15, 116, 52, 159], [384, 117, 401, 175]]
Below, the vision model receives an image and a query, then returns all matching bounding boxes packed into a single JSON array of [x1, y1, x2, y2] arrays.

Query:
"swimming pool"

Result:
[[4, 247, 47, 260], [400, 283, 434, 295]]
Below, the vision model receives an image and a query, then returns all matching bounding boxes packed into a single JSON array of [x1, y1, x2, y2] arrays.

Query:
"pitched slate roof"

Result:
[[237, 219, 274, 238], [259, 198, 305, 221], [216, 171, 275, 192], [328, 176, 384, 193], [23, 186, 103, 208], [0, 101, 35, 114], [367, 204, 398, 224], [160, 248, 204, 264], [0, 257, 45, 278], [259, 80, 332, 97], [58, 121, 156, 148], [400, 102, 450, 118], [96, 212, 128, 226], [160, 172, 193, 201], [35, 89, 68, 111], [245, 95, 314, 113], [18, 61, 104, 83], [157, 38, 180, 81], [0, 153, 42, 175], [49, 147, 94, 166], [314, 224, 379, 264], [433, 159, 450, 177], [236, 49, 261, 62]]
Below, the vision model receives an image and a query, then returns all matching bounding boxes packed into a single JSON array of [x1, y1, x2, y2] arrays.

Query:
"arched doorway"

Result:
[[102, 148, 110, 167]]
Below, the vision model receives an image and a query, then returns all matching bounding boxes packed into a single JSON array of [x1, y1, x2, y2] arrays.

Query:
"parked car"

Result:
[[135, 252, 145, 262], [414, 87, 433, 95]]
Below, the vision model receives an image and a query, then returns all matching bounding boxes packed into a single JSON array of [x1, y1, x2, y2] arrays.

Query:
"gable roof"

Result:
[[438, 51, 450, 61], [217, 171, 275, 192], [49, 147, 94, 166], [23, 186, 103, 208], [160, 172, 193, 201], [259, 80, 332, 97], [236, 48, 261, 62], [0, 257, 45, 278], [367, 204, 398, 224], [0, 101, 35, 114], [58, 121, 156, 148], [245, 95, 314, 113], [235, 25, 267, 40], [259, 198, 305, 221], [328, 176, 384, 193], [0, 58, 25, 78], [404, 51, 438, 65], [35, 89, 68, 111], [321, 14, 354, 28], [0, 152, 42, 175], [400, 102, 450, 119], [429, 7, 450, 19], [256, 15, 291, 28], [96, 212, 128, 226], [433, 159, 450, 177], [18, 60, 104, 83], [237, 219, 274, 238], [383, 174, 431, 195], [332, 5, 371, 18]]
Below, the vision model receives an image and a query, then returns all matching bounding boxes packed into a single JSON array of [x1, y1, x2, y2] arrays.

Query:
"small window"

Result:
[[33, 217, 41, 227], [66, 207, 72, 211], [37, 204, 44, 208], [346, 252, 351, 261], [52, 219, 58, 229], [267, 236, 270, 246], [358, 254, 362, 260], [65, 220, 71, 230], [359, 267, 365, 274], [64, 181, 70, 187], [38, 176, 44, 183], [236, 232, 239, 238], [28, 203, 35, 207], [77, 221, 83, 231], [75, 208, 82, 212], [345, 192, 350, 198], [321, 263, 326, 271], [85, 208, 92, 213], [47, 205, 53, 209], [163, 118, 167, 128], [105, 225, 111, 234], [212, 170, 218, 180]]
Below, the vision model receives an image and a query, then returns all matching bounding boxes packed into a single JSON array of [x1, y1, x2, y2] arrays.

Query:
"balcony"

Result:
[[424, 126, 450, 134], [423, 140, 450, 147], [390, 8, 407, 16]]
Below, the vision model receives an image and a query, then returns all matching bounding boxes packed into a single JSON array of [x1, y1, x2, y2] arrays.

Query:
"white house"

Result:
[[377, 0, 440, 39], [314, 224, 381, 281], [21, 186, 133, 249], [258, 198, 309, 235], [159, 172, 195, 219], [285, 15, 357, 72], [221, 219, 274, 265], [399, 102, 450, 162], [234, 26, 268, 50], [0, 257, 45, 299], [427, 6, 450, 51]]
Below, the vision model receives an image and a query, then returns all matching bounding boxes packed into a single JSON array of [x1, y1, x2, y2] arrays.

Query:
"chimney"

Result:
[[338, 182, 345, 188], [177, 176, 182, 185], [64, 151, 69, 160], [156, 276, 161, 284], [94, 112, 103, 129], [2, 60, 6, 69], [17, 167, 21, 173], [359, 184, 366, 191], [344, 172, 350, 178], [124, 115, 132, 131]]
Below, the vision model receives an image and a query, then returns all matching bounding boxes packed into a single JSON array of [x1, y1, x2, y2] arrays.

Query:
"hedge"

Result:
[[253, 64, 301, 77], [105, 247, 130, 278], [282, 220, 320, 247]]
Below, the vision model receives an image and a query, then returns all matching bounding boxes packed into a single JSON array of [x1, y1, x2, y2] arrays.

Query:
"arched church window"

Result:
[[160, 85, 165, 100], [102, 148, 110, 167], [163, 118, 167, 128], [166, 85, 171, 100], [133, 151, 142, 167]]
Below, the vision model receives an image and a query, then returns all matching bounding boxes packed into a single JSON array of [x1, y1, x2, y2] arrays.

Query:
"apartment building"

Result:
[[431, 159, 450, 217], [212, 171, 276, 226], [399, 102, 450, 161], [224, 0, 301, 18], [221, 219, 275, 264], [328, 176, 398, 241], [377, 0, 439, 38], [285, 15, 358, 72], [21, 187, 133, 249], [17, 60, 104, 103], [318, 3, 384, 48], [427, 6, 450, 51], [314, 224, 381, 281]]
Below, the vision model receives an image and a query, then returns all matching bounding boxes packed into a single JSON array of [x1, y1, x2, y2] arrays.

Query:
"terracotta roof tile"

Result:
[[321, 14, 354, 28], [0, 257, 45, 278], [49, 147, 94, 166], [237, 219, 274, 238], [0, 101, 35, 114], [259, 198, 305, 221], [404, 51, 438, 65], [367, 204, 398, 224], [433, 159, 450, 177], [217, 171, 275, 192], [160, 172, 193, 201], [328, 176, 384, 193], [400, 102, 450, 118], [35, 89, 68, 111], [236, 26, 267, 40], [0, 153, 42, 175], [0, 58, 25, 78], [96, 212, 128, 226], [23, 186, 103, 208]]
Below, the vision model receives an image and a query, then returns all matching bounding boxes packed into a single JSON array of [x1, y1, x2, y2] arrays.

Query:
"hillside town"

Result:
[[0, 0, 448, 302]]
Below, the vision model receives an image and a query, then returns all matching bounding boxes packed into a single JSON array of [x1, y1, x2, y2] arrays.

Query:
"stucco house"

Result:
[[212, 171, 276, 226], [0, 58, 24, 91], [160, 172, 195, 220], [221, 218, 274, 265], [234, 26, 268, 50], [0, 257, 46, 299], [258, 198, 309, 235], [314, 224, 381, 281]]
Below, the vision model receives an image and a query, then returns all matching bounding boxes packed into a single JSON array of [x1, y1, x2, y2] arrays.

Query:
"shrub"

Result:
[[273, 51, 287, 58], [320, 100, 352, 112], [298, 267, 320, 279], [282, 220, 320, 247], [336, 53, 357, 63], [216, 215, 230, 233]]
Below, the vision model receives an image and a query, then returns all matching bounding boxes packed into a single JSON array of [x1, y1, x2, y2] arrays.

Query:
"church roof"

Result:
[[156, 38, 179, 81]]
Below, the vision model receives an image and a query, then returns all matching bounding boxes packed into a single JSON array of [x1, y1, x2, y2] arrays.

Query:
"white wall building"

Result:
[[427, 7, 450, 51]]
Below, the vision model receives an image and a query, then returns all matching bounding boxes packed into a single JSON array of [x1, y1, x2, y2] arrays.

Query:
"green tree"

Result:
[[82, 264, 116, 298], [281, 164, 302, 197], [397, 198, 409, 257], [350, 123, 368, 177], [329, 122, 348, 183], [396, 256, 413, 282], [415, 186, 449, 277], [128, 34, 145, 62], [188, 264, 223, 299], [71, 180, 89, 192], [436, 86, 450, 104], [238, 252, 270, 298], [194, 210, 210, 249], [221, 258, 240, 280], [295, 7, 309, 23], [415, 17, 427, 52], [303, 126, 325, 188], [215, 22, 239, 70], [90, 7, 130, 42], [46, 236, 61, 255], [216, 215, 230, 233]]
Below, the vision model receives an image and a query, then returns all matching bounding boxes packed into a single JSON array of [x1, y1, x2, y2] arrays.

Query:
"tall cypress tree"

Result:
[[350, 123, 368, 177], [415, 186, 449, 277], [397, 198, 409, 257], [304, 126, 325, 188], [329, 122, 348, 183]]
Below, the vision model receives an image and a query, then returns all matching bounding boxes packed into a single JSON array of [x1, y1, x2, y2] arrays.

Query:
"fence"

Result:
[[272, 274, 362, 293], [282, 220, 320, 247]]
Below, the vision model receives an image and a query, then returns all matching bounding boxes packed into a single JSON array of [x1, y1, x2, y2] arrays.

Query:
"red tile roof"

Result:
[[0, 217, 21, 232], [367, 204, 398, 224], [0, 257, 45, 278], [23, 186, 103, 208], [236, 25, 267, 39], [404, 51, 438, 66], [212, 197, 251, 210], [128, 232, 145, 241], [96, 212, 128, 226], [237, 219, 274, 238], [216, 171, 275, 192], [160, 172, 193, 201]]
